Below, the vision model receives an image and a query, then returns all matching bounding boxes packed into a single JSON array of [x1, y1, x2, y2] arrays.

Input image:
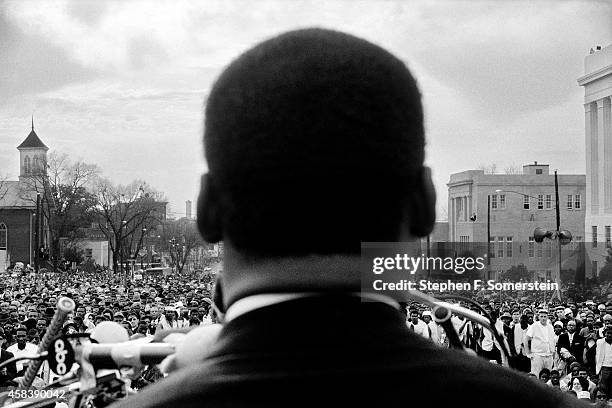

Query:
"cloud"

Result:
[[0, 4, 100, 98], [405, 1, 612, 124], [65, 0, 109, 26]]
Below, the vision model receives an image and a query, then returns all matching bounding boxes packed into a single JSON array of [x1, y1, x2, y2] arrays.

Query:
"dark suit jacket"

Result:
[[112, 296, 587, 408], [0, 348, 17, 387], [557, 332, 585, 364]]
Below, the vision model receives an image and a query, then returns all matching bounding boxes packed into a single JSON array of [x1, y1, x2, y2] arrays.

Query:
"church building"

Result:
[[0, 120, 51, 272]]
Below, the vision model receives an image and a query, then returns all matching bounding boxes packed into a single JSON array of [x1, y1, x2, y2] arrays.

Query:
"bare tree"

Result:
[[19, 152, 100, 268], [504, 165, 522, 175], [477, 163, 497, 174], [159, 218, 204, 274], [0, 174, 9, 202], [91, 178, 166, 279]]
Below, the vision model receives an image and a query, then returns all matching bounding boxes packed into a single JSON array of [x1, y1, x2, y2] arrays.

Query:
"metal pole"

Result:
[[34, 193, 40, 273], [426, 234, 431, 279], [554, 171, 562, 301], [487, 195, 491, 279]]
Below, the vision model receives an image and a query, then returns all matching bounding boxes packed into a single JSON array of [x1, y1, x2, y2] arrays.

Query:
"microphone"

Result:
[[90, 321, 130, 344], [22, 297, 75, 387], [82, 342, 175, 369]]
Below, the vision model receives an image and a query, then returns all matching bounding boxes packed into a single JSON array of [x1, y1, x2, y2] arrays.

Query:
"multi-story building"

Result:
[[578, 43, 612, 277], [448, 163, 585, 281]]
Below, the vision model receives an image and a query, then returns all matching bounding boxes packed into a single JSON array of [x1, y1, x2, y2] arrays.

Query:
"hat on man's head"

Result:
[[501, 312, 512, 319], [554, 321, 564, 328], [564, 308, 573, 316], [604, 326, 612, 334]]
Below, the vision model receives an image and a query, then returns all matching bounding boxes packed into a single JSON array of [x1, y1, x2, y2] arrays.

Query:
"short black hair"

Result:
[[204, 28, 425, 255]]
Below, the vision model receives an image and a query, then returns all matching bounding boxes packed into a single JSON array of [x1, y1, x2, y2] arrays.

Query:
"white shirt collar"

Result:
[[224, 292, 399, 322]]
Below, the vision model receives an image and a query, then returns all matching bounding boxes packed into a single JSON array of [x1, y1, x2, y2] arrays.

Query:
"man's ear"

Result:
[[406, 166, 436, 237], [197, 173, 223, 243]]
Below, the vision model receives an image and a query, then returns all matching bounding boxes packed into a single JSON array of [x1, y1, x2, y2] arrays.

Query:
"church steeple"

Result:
[[17, 119, 49, 180]]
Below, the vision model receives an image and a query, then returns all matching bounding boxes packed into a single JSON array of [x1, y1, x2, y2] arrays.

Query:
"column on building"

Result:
[[450, 197, 455, 241], [597, 98, 607, 213], [588, 101, 599, 214], [603, 96, 612, 213]]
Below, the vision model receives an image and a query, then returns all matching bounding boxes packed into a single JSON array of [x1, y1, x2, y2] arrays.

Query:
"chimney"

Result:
[[186, 200, 192, 219]]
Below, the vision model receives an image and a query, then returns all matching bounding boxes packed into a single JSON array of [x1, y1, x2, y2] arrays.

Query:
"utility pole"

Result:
[[34, 193, 40, 273], [426, 234, 431, 279], [554, 170, 562, 301], [487, 194, 491, 280]]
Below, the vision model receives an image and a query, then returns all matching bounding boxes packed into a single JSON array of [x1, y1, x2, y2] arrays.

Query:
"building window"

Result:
[[575, 194, 581, 209], [506, 237, 513, 257], [528, 237, 534, 257], [567, 195, 573, 210], [489, 237, 495, 258], [545, 194, 552, 209], [523, 195, 530, 210], [491, 195, 498, 210], [0, 223, 6, 250], [607, 226, 611, 248], [497, 237, 504, 258], [536, 242, 543, 258], [536, 169, 543, 175], [537, 194, 544, 210], [499, 194, 506, 209], [545, 241, 552, 258], [546, 270, 552, 281], [24, 156, 31, 174], [593, 261, 598, 276], [457, 198, 463, 220], [593, 226, 598, 248]]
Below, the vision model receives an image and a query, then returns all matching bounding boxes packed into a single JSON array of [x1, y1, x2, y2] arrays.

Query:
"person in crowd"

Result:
[[579, 313, 595, 338], [156, 307, 184, 331], [525, 309, 556, 376], [407, 309, 430, 339], [0, 328, 17, 387], [597, 326, 612, 396], [539, 368, 551, 383], [421, 311, 441, 345], [547, 369, 565, 390], [7, 326, 37, 376], [558, 320, 585, 366], [511, 311, 531, 372], [569, 376, 592, 401]]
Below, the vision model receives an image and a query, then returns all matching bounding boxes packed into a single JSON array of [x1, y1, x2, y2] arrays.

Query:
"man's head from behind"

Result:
[[198, 29, 435, 307], [198, 28, 434, 256]]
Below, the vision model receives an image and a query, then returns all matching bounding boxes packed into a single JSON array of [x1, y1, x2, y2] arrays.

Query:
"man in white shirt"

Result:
[[6, 326, 38, 375], [407, 309, 429, 339], [525, 309, 555, 376], [596, 326, 612, 395], [421, 311, 440, 345]]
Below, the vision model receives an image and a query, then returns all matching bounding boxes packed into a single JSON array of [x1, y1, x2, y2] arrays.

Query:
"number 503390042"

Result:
[[8, 389, 66, 400]]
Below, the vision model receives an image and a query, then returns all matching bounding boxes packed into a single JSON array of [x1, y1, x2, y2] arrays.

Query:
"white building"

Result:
[[578, 43, 612, 276]]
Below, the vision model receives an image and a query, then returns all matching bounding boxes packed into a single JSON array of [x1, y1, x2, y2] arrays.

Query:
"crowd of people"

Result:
[[2, 265, 612, 405], [0, 270, 217, 389], [403, 297, 612, 405]]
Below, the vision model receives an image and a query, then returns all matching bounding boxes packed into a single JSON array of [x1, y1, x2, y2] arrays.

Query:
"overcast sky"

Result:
[[1, 0, 611, 220]]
